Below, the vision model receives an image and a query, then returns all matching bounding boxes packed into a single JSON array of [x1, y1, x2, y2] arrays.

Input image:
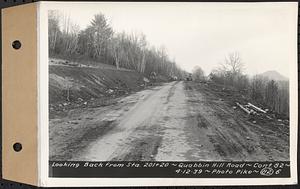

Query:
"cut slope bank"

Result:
[[49, 58, 160, 118]]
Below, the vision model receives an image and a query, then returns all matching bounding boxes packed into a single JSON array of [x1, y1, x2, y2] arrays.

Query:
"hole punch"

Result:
[[12, 40, 21, 50], [13, 142, 22, 152]]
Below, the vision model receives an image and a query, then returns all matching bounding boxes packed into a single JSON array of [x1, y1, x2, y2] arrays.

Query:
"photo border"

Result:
[[38, 1, 298, 187]]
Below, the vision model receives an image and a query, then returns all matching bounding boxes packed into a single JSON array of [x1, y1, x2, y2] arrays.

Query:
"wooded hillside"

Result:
[[48, 10, 184, 79]]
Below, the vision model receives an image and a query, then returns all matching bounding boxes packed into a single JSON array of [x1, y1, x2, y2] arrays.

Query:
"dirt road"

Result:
[[50, 81, 289, 161]]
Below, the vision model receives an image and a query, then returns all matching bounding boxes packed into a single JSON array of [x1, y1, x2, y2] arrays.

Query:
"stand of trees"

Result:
[[192, 66, 205, 81], [250, 76, 289, 116], [48, 11, 184, 79], [208, 52, 289, 117]]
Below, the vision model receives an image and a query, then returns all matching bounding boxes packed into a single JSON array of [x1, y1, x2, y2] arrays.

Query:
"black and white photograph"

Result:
[[48, 2, 295, 166]]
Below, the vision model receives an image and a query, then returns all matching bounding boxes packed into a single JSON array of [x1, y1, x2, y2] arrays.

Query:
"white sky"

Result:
[[48, 2, 298, 77]]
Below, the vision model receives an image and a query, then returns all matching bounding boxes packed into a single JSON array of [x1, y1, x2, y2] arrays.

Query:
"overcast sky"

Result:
[[48, 2, 297, 77]]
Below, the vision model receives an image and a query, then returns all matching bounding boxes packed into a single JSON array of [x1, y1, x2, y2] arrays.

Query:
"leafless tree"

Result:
[[110, 35, 122, 69], [221, 52, 244, 74], [48, 10, 60, 53]]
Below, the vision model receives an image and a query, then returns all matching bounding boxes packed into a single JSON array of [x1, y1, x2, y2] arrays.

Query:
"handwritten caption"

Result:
[[171, 162, 288, 176], [50, 161, 290, 178]]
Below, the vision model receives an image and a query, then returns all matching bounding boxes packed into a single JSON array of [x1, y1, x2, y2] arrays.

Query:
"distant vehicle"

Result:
[[169, 76, 178, 81], [186, 74, 192, 81]]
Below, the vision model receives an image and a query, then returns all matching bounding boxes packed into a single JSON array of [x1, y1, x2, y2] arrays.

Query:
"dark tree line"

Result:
[[48, 11, 184, 79], [250, 75, 289, 116]]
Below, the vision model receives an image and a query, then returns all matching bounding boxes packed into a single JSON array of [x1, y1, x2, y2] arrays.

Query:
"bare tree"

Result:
[[48, 10, 61, 53], [265, 80, 279, 111], [216, 52, 245, 88], [221, 52, 244, 74], [250, 75, 267, 104], [136, 33, 147, 73], [110, 36, 122, 69]]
